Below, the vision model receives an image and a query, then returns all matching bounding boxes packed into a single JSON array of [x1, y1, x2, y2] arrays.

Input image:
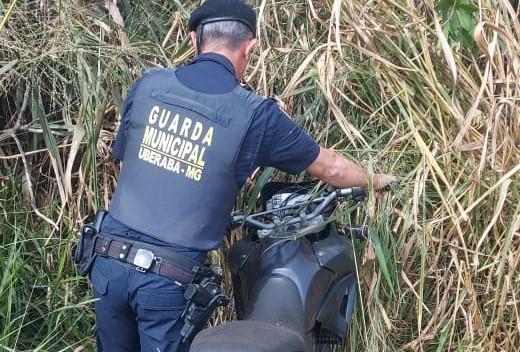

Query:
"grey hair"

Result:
[[197, 20, 254, 50]]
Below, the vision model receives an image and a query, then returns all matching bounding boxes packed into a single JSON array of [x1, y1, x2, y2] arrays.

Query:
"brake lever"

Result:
[[228, 212, 245, 231]]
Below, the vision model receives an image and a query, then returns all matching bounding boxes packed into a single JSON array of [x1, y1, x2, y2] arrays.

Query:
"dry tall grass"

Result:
[[0, 0, 519, 351]]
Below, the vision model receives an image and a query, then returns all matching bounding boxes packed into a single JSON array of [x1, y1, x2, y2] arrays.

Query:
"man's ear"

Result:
[[190, 31, 198, 51], [244, 38, 257, 58]]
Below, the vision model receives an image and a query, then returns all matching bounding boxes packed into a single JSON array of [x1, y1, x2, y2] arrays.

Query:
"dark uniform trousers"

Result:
[[91, 255, 200, 352]]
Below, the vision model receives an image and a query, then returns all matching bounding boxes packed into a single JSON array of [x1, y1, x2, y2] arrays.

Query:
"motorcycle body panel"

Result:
[[311, 226, 355, 273], [315, 273, 357, 341], [231, 237, 334, 338], [228, 224, 356, 349]]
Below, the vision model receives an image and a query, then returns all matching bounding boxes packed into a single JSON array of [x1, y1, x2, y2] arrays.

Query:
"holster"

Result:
[[180, 269, 230, 343], [72, 210, 107, 276]]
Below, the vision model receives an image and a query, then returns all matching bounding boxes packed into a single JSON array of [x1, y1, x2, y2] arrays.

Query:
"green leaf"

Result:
[[245, 167, 275, 214], [436, 0, 477, 50], [460, 29, 475, 49], [436, 320, 453, 352], [31, 88, 64, 178], [457, 9, 475, 32], [369, 226, 395, 296], [436, 0, 453, 17], [458, 1, 479, 13]]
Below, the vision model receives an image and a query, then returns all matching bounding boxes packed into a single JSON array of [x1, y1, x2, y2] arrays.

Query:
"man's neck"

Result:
[[200, 49, 240, 80]]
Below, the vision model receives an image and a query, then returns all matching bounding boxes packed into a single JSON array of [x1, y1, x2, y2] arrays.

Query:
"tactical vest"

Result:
[[109, 69, 263, 250]]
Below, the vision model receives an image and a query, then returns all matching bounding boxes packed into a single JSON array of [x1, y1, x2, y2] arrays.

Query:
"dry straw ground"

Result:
[[0, 0, 519, 351]]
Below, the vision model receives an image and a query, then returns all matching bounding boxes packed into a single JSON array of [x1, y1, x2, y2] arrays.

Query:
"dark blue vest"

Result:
[[109, 69, 263, 250]]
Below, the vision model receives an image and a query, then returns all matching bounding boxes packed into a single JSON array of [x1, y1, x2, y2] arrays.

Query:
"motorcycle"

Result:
[[188, 181, 394, 352]]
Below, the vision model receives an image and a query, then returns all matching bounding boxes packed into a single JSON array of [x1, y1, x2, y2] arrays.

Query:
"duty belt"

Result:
[[94, 234, 201, 285]]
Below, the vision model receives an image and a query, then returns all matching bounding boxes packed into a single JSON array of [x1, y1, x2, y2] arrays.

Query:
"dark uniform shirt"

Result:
[[102, 53, 320, 253]]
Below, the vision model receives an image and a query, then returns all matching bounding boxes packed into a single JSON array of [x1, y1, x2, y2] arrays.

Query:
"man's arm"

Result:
[[253, 101, 395, 189], [307, 146, 394, 189]]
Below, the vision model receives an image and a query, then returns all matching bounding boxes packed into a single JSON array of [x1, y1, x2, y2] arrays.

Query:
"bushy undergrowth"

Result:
[[1, 0, 519, 351]]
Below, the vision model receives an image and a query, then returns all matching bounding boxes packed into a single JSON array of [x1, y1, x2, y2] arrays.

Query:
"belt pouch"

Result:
[[73, 224, 98, 276]]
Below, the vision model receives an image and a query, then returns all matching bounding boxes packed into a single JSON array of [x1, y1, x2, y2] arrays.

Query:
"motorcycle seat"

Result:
[[190, 320, 307, 352]]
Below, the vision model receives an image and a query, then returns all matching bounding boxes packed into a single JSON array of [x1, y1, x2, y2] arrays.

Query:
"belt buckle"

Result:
[[133, 249, 155, 273]]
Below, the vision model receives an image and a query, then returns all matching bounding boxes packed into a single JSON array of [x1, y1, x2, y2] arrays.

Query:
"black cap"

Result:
[[188, 0, 257, 37]]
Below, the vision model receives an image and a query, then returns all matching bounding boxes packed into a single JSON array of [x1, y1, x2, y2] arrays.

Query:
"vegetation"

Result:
[[1, 0, 519, 351]]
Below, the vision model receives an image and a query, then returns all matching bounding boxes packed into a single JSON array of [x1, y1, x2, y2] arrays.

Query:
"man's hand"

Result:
[[373, 173, 397, 191], [307, 147, 396, 190]]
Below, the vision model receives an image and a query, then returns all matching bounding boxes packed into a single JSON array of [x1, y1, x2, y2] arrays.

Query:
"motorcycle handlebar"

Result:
[[232, 181, 399, 230]]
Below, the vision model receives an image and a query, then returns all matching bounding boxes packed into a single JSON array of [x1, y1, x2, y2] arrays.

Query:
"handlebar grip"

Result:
[[337, 187, 366, 202]]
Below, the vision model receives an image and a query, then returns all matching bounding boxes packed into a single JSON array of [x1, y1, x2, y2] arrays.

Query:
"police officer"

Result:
[[89, 0, 395, 351]]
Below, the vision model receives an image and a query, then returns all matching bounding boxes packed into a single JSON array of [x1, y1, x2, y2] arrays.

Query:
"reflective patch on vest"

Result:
[[137, 105, 214, 182]]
